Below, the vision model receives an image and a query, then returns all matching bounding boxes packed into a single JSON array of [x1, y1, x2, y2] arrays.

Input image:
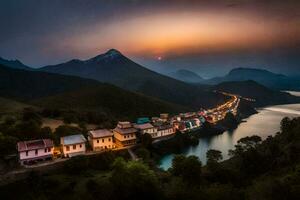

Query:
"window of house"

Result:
[[26, 151, 28, 156], [48, 148, 51, 152], [73, 145, 76, 150], [66, 146, 70, 151], [102, 139, 104, 143], [45, 148, 47, 153], [80, 144, 82, 148], [108, 138, 111, 142], [35, 149, 38, 155], [97, 140, 99, 143], [124, 135, 126, 139]]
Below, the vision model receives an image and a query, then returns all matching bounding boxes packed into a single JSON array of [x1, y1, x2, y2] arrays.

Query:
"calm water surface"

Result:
[[159, 92, 300, 170]]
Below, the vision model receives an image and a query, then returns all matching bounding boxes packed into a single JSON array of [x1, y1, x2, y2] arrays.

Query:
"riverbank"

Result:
[[152, 99, 256, 154], [158, 99, 300, 170]]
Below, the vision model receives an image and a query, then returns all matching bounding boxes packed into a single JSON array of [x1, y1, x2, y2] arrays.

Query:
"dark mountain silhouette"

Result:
[[0, 64, 187, 119], [40, 49, 225, 109], [0, 57, 31, 70], [214, 80, 300, 107], [207, 68, 300, 91], [168, 69, 203, 83]]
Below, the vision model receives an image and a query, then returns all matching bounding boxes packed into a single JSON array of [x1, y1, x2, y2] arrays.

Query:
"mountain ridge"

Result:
[[40, 49, 225, 109], [168, 69, 203, 83], [0, 64, 187, 120], [206, 67, 300, 91]]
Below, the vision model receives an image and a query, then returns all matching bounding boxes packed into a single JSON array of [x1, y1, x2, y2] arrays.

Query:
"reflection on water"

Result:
[[159, 103, 300, 170]]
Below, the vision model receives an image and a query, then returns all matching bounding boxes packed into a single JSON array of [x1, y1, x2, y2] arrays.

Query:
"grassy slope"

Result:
[[32, 84, 188, 120], [0, 97, 31, 116], [0, 64, 188, 120]]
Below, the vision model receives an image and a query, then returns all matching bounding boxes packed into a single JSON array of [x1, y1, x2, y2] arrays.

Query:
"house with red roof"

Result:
[[17, 139, 54, 165]]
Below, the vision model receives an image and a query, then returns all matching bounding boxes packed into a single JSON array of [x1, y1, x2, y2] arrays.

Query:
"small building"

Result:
[[113, 122, 137, 147], [160, 113, 169, 122], [17, 139, 54, 165], [156, 124, 175, 138], [61, 134, 86, 157], [88, 129, 115, 151], [134, 123, 158, 138], [136, 117, 150, 124]]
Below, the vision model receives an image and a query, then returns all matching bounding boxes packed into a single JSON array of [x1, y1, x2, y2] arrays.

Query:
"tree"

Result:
[[221, 112, 238, 130], [22, 107, 42, 125], [207, 149, 223, 163], [140, 133, 153, 149], [136, 147, 151, 161], [0, 133, 18, 156], [54, 125, 83, 145], [110, 158, 161, 199], [229, 135, 262, 158], [171, 155, 202, 185]]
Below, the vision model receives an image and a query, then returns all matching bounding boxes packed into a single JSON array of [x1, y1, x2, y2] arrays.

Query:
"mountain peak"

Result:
[[106, 49, 122, 55], [88, 49, 123, 63], [0, 56, 30, 70]]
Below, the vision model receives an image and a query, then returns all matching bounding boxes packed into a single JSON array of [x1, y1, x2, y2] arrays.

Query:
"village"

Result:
[[16, 93, 241, 166]]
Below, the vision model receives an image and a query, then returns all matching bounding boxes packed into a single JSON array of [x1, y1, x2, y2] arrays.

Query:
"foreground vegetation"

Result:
[[0, 116, 299, 199]]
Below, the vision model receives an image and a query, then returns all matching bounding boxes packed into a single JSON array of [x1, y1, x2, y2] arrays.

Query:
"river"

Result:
[[159, 91, 300, 170]]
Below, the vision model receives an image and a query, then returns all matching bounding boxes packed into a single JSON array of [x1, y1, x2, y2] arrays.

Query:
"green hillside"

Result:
[[32, 84, 187, 121], [0, 97, 30, 115], [0, 64, 187, 121]]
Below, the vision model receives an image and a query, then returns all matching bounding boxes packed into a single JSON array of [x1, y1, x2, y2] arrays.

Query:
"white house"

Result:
[[156, 124, 175, 138], [133, 123, 158, 138], [17, 139, 54, 165], [60, 134, 86, 157], [88, 129, 115, 151]]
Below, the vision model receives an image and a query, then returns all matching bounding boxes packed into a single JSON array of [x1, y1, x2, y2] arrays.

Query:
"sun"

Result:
[[157, 56, 162, 61]]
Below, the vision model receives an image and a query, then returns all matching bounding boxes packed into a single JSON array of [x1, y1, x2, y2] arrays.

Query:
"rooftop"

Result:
[[17, 139, 53, 152], [133, 123, 154, 130], [114, 127, 137, 135], [61, 134, 86, 145], [89, 129, 113, 138]]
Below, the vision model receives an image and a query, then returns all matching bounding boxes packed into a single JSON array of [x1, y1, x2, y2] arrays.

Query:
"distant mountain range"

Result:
[[0, 49, 299, 113], [0, 57, 31, 70], [0, 64, 187, 120], [168, 69, 203, 83], [205, 68, 300, 91], [213, 80, 300, 107], [39, 49, 224, 109]]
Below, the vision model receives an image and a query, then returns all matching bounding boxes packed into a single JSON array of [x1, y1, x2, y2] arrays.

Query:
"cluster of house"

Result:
[[17, 113, 208, 165]]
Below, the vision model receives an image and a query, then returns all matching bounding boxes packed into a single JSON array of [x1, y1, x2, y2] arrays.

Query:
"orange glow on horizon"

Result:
[[63, 10, 300, 59]]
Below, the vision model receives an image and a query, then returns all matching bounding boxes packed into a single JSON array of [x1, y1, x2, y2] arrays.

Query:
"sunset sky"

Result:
[[1, 0, 300, 77]]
